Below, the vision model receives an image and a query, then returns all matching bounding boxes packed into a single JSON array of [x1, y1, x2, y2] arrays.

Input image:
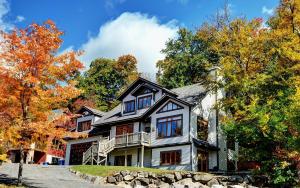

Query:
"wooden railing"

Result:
[[115, 132, 150, 147]]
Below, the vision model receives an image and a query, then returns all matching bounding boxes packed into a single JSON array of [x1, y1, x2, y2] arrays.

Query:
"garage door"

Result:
[[69, 142, 92, 165]]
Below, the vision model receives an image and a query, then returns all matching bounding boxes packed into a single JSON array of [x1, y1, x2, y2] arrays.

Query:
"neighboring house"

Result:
[[8, 109, 77, 164], [65, 75, 237, 172]]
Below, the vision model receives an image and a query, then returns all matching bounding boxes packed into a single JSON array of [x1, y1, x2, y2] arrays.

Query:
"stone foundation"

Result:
[[69, 168, 262, 188]]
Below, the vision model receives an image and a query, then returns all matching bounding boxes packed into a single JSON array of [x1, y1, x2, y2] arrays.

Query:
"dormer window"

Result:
[[124, 100, 135, 114], [138, 95, 152, 109], [77, 120, 91, 132]]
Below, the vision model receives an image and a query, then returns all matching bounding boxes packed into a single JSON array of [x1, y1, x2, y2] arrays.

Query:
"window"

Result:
[[157, 115, 182, 138], [138, 95, 152, 109], [160, 150, 181, 165], [77, 120, 92, 132], [124, 100, 135, 113], [197, 116, 208, 141], [157, 101, 183, 113]]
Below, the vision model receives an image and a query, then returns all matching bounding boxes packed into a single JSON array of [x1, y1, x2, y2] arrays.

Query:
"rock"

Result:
[[132, 179, 142, 187], [149, 184, 158, 188], [173, 178, 208, 188], [130, 171, 138, 177], [207, 178, 219, 187], [246, 185, 259, 188], [164, 174, 175, 183], [138, 177, 150, 186], [159, 182, 170, 188], [117, 181, 131, 188], [244, 175, 254, 184], [193, 173, 214, 183], [227, 176, 244, 183], [137, 171, 149, 178], [181, 172, 192, 178], [115, 174, 123, 182], [107, 176, 116, 184], [75, 171, 81, 176], [228, 185, 244, 188], [149, 172, 157, 179], [174, 172, 182, 181], [120, 170, 129, 177], [93, 176, 104, 184], [123, 175, 134, 181], [211, 185, 225, 188]]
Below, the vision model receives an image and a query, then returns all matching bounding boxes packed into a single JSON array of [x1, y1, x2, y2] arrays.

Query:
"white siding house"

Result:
[[65, 76, 233, 172]]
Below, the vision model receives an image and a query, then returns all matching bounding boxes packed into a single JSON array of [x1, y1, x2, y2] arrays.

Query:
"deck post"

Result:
[[141, 145, 144, 168], [91, 147, 93, 165], [125, 150, 127, 166]]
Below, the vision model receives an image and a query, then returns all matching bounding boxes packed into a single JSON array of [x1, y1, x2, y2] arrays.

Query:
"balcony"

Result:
[[114, 132, 150, 148]]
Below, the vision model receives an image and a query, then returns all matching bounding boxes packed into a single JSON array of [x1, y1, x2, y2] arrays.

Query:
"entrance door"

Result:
[[116, 124, 134, 145], [114, 155, 132, 166], [198, 150, 208, 172]]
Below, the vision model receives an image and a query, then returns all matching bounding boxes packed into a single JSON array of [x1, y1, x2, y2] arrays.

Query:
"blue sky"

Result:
[[3, 0, 278, 75]]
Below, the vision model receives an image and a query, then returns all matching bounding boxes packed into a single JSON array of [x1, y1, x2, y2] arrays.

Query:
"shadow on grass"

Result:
[[0, 173, 42, 188]]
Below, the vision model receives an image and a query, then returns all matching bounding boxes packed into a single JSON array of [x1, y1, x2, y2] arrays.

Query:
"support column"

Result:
[[141, 146, 144, 168], [125, 150, 127, 167]]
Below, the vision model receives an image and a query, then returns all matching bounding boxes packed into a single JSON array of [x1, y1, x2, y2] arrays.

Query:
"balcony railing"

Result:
[[115, 132, 150, 148]]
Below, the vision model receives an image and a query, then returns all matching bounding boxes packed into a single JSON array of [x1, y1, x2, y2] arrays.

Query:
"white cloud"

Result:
[[262, 6, 274, 15], [78, 12, 178, 74], [0, 0, 12, 31], [16, 15, 25, 23]]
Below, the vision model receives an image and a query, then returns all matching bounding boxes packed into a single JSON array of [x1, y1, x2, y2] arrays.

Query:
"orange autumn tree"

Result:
[[0, 20, 83, 184]]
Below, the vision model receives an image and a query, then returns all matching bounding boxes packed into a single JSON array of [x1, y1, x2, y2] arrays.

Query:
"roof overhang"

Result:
[[193, 138, 219, 151]]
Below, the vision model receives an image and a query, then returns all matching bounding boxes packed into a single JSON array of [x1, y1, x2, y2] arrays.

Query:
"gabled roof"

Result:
[[93, 94, 193, 126], [93, 78, 208, 127], [117, 77, 178, 100], [77, 106, 106, 117]]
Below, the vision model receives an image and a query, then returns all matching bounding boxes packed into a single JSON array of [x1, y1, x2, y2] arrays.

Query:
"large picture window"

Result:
[[124, 100, 135, 113], [77, 120, 92, 132], [160, 150, 181, 165], [157, 115, 182, 138], [138, 95, 152, 109]]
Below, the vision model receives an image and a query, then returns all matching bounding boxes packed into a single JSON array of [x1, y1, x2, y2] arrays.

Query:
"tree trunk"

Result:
[[17, 145, 24, 186]]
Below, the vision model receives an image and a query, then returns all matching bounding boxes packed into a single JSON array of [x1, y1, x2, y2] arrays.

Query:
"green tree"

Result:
[[156, 28, 218, 89], [78, 55, 139, 111], [199, 0, 300, 185]]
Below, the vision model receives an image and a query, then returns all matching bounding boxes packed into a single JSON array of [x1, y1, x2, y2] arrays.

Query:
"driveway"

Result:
[[0, 163, 117, 188]]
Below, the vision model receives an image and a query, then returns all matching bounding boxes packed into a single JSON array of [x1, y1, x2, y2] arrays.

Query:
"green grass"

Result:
[[71, 165, 177, 177]]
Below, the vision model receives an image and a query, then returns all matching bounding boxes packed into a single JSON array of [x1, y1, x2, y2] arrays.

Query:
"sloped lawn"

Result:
[[71, 165, 176, 177]]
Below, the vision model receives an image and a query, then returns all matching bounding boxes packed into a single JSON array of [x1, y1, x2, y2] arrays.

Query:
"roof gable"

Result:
[[117, 77, 177, 101], [77, 106, 105, 117]]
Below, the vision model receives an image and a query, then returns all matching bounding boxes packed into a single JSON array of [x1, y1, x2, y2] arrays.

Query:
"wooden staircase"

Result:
[[82, 137, 115, 165]]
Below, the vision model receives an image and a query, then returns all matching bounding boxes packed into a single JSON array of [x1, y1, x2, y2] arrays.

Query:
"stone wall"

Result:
[[70, 168, 263, 188]]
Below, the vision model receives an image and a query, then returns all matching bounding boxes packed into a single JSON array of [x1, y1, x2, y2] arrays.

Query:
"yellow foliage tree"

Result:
[[0, 20, 83, 185]]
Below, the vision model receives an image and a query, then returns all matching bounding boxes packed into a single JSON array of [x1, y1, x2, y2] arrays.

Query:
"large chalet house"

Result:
[[65, 75, 237, 172]]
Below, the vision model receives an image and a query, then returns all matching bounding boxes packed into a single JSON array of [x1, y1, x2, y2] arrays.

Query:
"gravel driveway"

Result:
[[0, 163, 117, 188]]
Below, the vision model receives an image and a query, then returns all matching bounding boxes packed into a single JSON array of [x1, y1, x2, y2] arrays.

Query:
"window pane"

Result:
[[167, 122, 171, 136], [171, 121, 177, 136]]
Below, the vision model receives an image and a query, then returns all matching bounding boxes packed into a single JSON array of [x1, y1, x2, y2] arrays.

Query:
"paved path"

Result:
[[0, 163, 117, 188]]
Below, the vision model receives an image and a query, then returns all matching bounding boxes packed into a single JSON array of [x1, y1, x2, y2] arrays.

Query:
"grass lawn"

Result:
[[71, 165, 177, 177]]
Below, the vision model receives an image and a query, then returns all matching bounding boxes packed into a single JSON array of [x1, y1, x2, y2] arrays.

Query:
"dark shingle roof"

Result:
[[77, 106, 106, 117], [93, 80, 207, 126], [171, 83, 207, 105]]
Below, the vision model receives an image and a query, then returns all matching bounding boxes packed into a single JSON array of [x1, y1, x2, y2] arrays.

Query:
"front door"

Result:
[[114, 155, 132, 166], [198, 150, 208, 172], [116, 124, 134, 145]]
